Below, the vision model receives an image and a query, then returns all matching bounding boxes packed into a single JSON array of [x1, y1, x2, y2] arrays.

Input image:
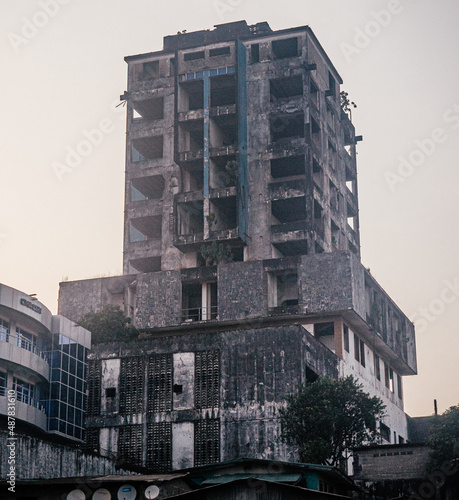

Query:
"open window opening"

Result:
[[210, 115, 237, 150], [271, 196, 307, 224], [132, 97, 164, 121], [132, 136, 163, 161], [380, 423, 391, 443], [143, 60, 159, 80], [184, 50, 205, 61], [270, 112, 304, 142], [331, 219, 340, 250], [179, 120, 204, 154], [129, 256, 161, 274], [310, 80, 319, 109], [179, 80, 204, 112], [328, 71, 336, 98], [251, 43, 260, 63], [131, 175, 165, 202], [346, 167, 356, 194], [209, 156, 237, 188], [129, 215, 162, 242], [272, 37, 299, 59], [177, 201, 204, 236], [312, 158, 323, 189], [270, 75, 303, 101], [182, 166, 204, 192], [314, 322, 335, 352], [326, 104, 335, 131], [271, 155, 305, 179], [309, 117, 321, 151], [353, 334, 365, 366], [272, 241, 308, 257], [209, 197, 237, 233], [343, 325, 349, 352], [182, 282, 217, 322], [209, 46, 231, 57], [347, 203, 357, 231], [329, 180, 339, 211], [211, 74, 236, 107], [374, 354, 381, 381], [268, 270, 298, 311], [314, 199, 324, 239]]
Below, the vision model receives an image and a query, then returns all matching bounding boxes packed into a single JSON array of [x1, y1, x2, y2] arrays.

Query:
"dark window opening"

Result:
[[177, 201, 204, 236], [173, 384, 183, 394], [360, 339, 366, 367], [397, 373, 403, 399], [272, 37, 299, 59], [306, 366, 319, 382], [129, 256, 161, 274], [375, 354, 381, 381], [270, 113, 304, 142], [180, 80, 204, 111], [384, 362, 390, 389], [354, 334, 360, 363], [184, 51, 205, 61], [270, 75, 303, 101], [328, 71, 336, 97], [132, 97, 164, 121], [271, 155, 305, 178], [130, 215, 162, 240], [380, 423, 391, 443], [105, 388, 116, 398], [251, 43, 260, 63], [132, 136, 163, 161], [131, 175, 165, 201], [210, 74, 236, 107], [209, 46, 230, 57], [143, 60, 159, 80], [310, 80, 319, 108], [182, 283, 202, 322], [271, 196, 306, 223], [314, 322, 334, 336], [209, 196, 237, 232], [314, 199, 323, 219], [344, 325, 349, 352], [268, 270, 298, 309]]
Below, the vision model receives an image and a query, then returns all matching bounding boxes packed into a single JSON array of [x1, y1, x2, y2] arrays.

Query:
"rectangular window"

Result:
[[194, 419, 220, 467], [384, 362, 390, 389], [0, 371, 6, 396], [0, 318, 10, 342], [374, 354, 381, 381], [397, 373, 403, 399], [195, 350, 220, 409], [146, 422, 172, 472], [143, 60, 159, 79], [354, 334, 360, 363], [343, 325, 349, 352], [15, 328, 37, 353], [380, 423, 391, 443], [184, 51, 205, 61], [209, 46, 230, 57], [13, 377, 34, 405], [272, 37, 298, 59], [389, 368, 395, 393], [119, 357, 144, 415], [147, 354, 172, 413], [360, 339, 366, 367], [251, 43, 260, 63]]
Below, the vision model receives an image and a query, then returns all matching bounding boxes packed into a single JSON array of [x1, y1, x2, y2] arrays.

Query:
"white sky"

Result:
[[1, 0, 458, 418]]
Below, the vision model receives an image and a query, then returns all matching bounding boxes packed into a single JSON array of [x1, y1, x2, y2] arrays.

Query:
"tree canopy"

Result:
[[428, 404, 459, 470], [280, 375, 385, 466], [77, 305, 138, 344]]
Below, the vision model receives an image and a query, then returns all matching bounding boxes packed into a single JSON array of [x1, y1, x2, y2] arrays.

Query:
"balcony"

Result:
[[0, 335, 49, 381], [182, 306, 218, 323], [0, 391, 47, 431]]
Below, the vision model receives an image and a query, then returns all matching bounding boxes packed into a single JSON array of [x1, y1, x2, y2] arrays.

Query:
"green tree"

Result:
[[428, 404, 459, 470], [78, 305, 138, 344], [280, 376, 385, 466], [200, 241, 234, 266]]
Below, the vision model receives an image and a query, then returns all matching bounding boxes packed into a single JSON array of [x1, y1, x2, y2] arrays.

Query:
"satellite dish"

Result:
[[117, 484, 137, 500], [93, 488, 112, 500], [144, 485, 160, 499], [67, 490, 85, 500]]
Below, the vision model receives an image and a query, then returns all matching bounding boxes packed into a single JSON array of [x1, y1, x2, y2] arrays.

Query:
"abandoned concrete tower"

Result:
[[58, 21, 417, 471]]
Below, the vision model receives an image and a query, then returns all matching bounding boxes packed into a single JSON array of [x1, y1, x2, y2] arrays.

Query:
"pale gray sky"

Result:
[[1, 0, 458, 417]]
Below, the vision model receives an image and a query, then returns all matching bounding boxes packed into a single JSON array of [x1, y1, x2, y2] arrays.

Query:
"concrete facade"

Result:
[[57, 21, 417, 472]]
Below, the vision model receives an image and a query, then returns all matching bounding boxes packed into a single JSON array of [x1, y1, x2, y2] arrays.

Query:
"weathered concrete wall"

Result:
[[0, 431, 133, 479], [218, 261, 265, 321], [135, 270, 181, 328]]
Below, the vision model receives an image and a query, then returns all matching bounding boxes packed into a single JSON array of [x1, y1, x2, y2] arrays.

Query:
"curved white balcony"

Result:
[[0, 337, 49, 381], [0, 392, 47, 431]]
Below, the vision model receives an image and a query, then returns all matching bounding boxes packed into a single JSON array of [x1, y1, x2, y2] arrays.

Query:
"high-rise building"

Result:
[[59, 21, 417, 471]]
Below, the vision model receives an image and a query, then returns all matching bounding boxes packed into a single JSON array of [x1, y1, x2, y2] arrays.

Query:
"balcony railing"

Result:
[[182, 306, 218, 323], [0, 333, 49, 363]]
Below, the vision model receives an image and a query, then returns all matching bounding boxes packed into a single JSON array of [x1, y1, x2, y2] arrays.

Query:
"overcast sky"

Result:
[[1, 0, 458, 418]]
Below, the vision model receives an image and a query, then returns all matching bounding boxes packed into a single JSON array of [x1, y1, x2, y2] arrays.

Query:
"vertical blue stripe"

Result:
[[203, 71, 210, 198]]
